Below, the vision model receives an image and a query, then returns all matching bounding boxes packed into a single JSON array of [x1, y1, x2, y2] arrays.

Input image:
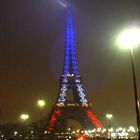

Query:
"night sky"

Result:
[[0, 0, 140, 127]]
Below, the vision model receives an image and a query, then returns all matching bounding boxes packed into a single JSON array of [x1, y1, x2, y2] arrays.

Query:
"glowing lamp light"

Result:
[[106, 114, 113, 119], [20, 114, 29, 121], [37, 99, 46, 108], [117, 27, 140, 49]]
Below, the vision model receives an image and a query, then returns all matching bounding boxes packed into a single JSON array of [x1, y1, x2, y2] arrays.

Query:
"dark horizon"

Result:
[[0, 0, 140, 127]]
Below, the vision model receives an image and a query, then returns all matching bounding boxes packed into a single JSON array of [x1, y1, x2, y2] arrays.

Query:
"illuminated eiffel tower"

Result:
[[47, 6, 102, 133]]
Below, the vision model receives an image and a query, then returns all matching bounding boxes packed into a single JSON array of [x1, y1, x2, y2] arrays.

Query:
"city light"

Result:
[[57, 0, 70, 8], [129, 126, 136, 132], [77, 135, 86, 140], [14, 131, 18, 136], [0, 126, 137, 139]]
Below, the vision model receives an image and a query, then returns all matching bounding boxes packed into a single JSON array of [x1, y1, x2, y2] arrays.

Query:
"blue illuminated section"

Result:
[[58, 7, 87, 104], [63, 7, 79, 75]]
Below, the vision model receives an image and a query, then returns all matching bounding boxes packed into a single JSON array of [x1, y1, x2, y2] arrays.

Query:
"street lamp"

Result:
[[106, 114, 113, 139], [37, 99, 46, 125], [37, 99, 46, 139], [20, 113, 29, 139], [116, 26, 140, 140]]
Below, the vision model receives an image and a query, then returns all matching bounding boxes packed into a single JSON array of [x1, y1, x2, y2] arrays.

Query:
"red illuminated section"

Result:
[[86, 109, 103, 128], [47, 108, 62, 133], [77, 134, 87, 140]]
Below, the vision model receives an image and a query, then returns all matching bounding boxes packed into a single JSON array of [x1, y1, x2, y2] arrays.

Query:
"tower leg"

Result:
[[86, 109, 103, 129], [47, 108, 62, 133]]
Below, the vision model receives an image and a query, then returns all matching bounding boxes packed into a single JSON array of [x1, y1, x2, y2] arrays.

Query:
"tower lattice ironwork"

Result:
[[47, 6, 102, 133]]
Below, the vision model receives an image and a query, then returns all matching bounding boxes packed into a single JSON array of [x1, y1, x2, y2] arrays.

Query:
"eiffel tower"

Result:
[[47, 6, 102, 133]]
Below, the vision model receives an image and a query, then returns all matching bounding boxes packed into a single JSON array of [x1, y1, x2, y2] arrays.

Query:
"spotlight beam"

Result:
[[57, 0, 70, 8]]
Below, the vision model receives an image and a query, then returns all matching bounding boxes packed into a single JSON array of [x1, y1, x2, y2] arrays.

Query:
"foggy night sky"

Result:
[[0, 0, 140, 127]]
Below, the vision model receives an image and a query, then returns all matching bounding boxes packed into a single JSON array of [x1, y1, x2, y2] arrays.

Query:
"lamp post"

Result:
[[20, 113, 30, 138], [37, 99, 46, 139], [37, 99, 46, 125], [117, 27, 140, 139], [106, 114, 113, 139]]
